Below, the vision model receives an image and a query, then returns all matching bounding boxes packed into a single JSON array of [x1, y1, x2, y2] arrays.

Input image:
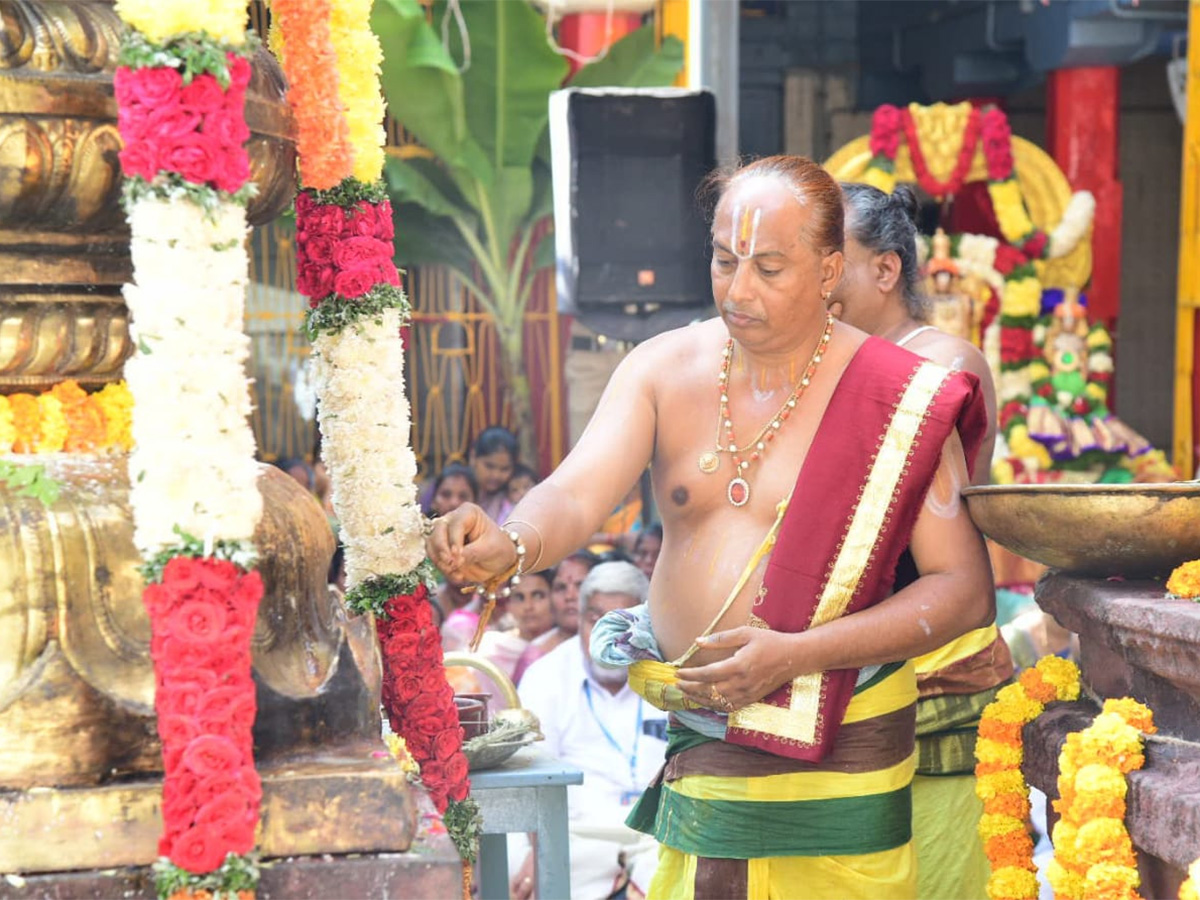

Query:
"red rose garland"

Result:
[[115, 56, 252, 194], [900, 105, 981, 199], [294, 192, 399, 308], [145, 556, 264, 873], [376, 584, 471, 813], [869, 104, 903, 167]]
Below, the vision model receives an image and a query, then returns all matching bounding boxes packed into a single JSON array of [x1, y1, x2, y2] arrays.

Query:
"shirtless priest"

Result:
[[426, 155, 994, 900]]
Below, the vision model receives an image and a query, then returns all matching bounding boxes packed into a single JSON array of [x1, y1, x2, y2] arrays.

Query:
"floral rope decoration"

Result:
[[975, 656, 1081, 900], [270, 1, 481, 891], [113, 2, 266, 897], [1047, 698, 1155, 900], [901, 103, 981, 199], [1181, 859, 1200, 900], [0, 381, 133, 456]]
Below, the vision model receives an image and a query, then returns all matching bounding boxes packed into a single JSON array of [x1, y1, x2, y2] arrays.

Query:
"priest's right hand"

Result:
[[425, 503, 517, 585]]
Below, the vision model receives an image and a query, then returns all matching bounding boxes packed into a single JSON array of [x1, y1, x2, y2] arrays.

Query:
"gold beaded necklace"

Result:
[[698, 313, 835, 507]]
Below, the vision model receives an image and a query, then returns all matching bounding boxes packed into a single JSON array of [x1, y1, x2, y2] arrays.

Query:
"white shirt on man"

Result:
[[517, 634, 667, 898]]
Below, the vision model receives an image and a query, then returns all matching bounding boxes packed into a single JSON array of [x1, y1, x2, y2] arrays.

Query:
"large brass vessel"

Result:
[[0, 1, 424, 880]]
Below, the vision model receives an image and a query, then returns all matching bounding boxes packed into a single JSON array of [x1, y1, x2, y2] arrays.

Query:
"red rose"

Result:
[[396, 674, 424, 702], [159, 713, 202, 749], [384, 631, 421, 662], [406, 693, 445, 723], [444, 751, 469, 788], [119, 140, 160, 181], [377, 200, 395, 240], [348, 202, 379, 236], [196, 686, 256, 736], [433, 729, 462, 762], [303, 235, 338, 266], [233, 568, 263, 606], [993, 243, 1028, 276], [145, 106, 203, 143], [213, 149, 251, 194], [161, 133, 222, 186], [1000, 328, 1035, 362], [295, 191, 315, 217], [166, 597, 228, 644], [334, 266, 380, 299], [128, 66, 184, 110], [118, 102, 152, 141], [180, 74, 227, 114], [162, 770, 201, 825], [202, 107, 251, 148], [415, 714, 448, 737], [1021, 231, 1048, 260], [169, 823, 229, 874], [869, 105, 903, 159], [297, 263, 335, 300], [422, 760, 446, 786], [307, 205, 345, 237], [143, 582, 170, 618], [428, 788, 449, 814], [195, 788, 253, 831], [420, 669, 450, 697], [406, 731, 433, 760], [158, 673, 218, 718], [227, 55, 252, 91], [333, 236, 392, 269], [164, 556, 205, 591], [981, 108, 1014, 181], [1037, 382, 1055, 399], [113, 66, 135, 106], [181, 734, 243, 778], [448, 777, 470, 802]]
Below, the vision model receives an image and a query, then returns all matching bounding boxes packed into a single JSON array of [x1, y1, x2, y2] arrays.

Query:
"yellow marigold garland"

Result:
[[0, 396, 14, 452], [975, 656, 1081, 900], [1050, 698, 1155, 900], [989, 179, 1037, 246], [1180, 859, 1200, 900], [94, 382, 134, 452], [34, 394, 68, 454], [329, 0, 386, 183], [113, 0, 247, 45], [1167, 560, 1200, 601]]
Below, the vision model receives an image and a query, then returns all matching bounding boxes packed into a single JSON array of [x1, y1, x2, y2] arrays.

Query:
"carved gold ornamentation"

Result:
[[0, 1, 296, 391], [0, 463, 381, 791]]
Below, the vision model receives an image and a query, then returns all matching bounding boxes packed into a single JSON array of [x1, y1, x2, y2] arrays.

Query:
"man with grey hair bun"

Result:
[[511, 561, 667, 900]]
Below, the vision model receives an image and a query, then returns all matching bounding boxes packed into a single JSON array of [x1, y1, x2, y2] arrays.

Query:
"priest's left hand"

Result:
[[675, 627, 802, 712]]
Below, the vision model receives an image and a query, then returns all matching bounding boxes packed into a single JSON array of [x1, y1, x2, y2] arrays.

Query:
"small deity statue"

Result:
[[923, 228, 974, 342], [1043, 288, 1091, 402]]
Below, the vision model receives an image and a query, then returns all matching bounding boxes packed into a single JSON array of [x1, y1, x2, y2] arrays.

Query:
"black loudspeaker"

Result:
[[549, 88, 717, 342]]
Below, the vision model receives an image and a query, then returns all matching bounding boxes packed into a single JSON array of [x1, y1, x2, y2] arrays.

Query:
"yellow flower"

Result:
[[1035, 656, 1082, 701], [1001, 277, 1043, 318], [976, 769, 1027, 801], [1075, 819, 1136, 868], [1074, 762, 1127, 803], [1027, 359, 1051, 382], [1008, 424, 1053, 471], [1077, 713, 1144, 773], [0, 396, 14, 452], [1086, 381, 1109, 405], [1167, 559, 1200, 600], [94, 382, 134, 452], [115, 0, 247, 45], [329, 3, 387, 182], [1102, 697, 1156, 734], [860, 166, 896, 194], [991, 458, 1016, 484], [35, 394, 67, 453], [1052, 820, 1080, 868], [989, 179, 1036, 243], [1045, 858, 1086, 900], [975, 737, 1023, 769], [1087, 326, 1113, 351], [1182, 861, 1200, 900], [1083, 862, 1140, 899], [986, 865, 1039, 900], [979, 812, 1026, 840], [384, 732, 420, 775]]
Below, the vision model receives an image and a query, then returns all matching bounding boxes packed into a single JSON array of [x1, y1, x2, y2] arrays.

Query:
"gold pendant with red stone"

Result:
[[728, 476, 750, 507]]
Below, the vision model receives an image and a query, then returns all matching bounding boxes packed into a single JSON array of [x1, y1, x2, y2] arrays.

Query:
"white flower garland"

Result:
[[1048, 191, 1095, 260], [124, 197, 261, 555], [311, 308, 426, 589]]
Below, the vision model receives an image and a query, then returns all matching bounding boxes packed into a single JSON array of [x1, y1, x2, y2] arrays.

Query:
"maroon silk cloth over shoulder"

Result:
[[723, 337, 986, 762]]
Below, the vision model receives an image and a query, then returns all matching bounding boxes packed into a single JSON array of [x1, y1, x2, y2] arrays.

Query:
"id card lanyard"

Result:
[[583, 679, 644, 791]]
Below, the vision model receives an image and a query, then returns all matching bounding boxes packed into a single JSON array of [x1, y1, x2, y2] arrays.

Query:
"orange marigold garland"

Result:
[[975, 655, 1081, 900], [268, 0, 353, 190], [1048, 698, 1156, 900]]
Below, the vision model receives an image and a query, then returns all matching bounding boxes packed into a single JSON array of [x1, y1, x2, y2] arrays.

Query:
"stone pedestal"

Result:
[[0, 794, 462, 900], [1023, 573, 1200, 898]]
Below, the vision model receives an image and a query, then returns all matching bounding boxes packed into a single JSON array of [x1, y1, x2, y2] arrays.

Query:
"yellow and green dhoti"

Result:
[[628, 662, 918, 900]]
